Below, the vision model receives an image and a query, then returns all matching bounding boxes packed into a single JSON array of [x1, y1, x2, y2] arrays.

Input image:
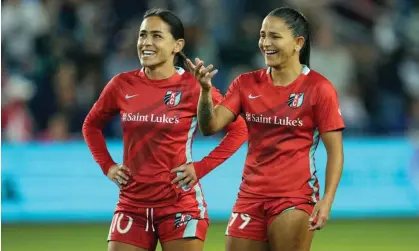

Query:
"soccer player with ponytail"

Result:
[[189, 7, 345, 251]]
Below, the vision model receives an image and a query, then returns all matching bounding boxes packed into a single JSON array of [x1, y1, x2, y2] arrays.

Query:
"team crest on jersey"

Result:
[[164, 91, 182, 107], [174, 213, 192, 228], [287, 93, 304, 108]]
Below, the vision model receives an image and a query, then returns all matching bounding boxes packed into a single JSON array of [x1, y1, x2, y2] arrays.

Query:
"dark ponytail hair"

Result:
[[268, 7, 311, 67], [143, 8, 189, 71]]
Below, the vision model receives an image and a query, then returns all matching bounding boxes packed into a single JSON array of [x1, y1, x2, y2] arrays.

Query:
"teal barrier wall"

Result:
[[2, 138, 419, 223]]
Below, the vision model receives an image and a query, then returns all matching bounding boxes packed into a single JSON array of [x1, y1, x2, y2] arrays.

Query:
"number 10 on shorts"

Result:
[[229, 213, 251, 229]]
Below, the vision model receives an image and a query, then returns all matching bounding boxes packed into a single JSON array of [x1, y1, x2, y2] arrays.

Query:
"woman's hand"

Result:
[[170, 163, 198, 190], [187, 58, 218, 91], [107, 164, 131, 188]]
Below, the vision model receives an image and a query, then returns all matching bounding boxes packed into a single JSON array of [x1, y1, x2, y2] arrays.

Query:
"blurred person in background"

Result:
[[310, 17, 368, 134], [190, 7, 344, 251], [1, 70, 35, 142], [409, 99, 419, 198], [83, 8, 247, 251], [53, 60, 88, 133], [2, 0, 417, 142], [408, 99, 419, 135], [1, 0, 50, 71], [104, 23, 142, 81], [37, 113, 71, 141]]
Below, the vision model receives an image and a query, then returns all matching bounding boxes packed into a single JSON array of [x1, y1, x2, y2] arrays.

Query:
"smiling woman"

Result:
[[259, 8, 311, 70], [189, 6, 345, 251], [138, 9, 189, 79], [82, 7, 248, 251]]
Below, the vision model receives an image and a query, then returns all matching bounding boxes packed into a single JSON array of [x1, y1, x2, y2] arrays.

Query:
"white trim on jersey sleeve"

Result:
[[185, 117, 197, 162], [308, 128, 320, 202], [176, 117, 198, 192]]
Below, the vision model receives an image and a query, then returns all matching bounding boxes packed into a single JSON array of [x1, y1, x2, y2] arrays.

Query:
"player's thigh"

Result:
[[226, 236, 269, 251], [157, 212, 209, 250], [225, 216, 269, 251], [267, 209, 314, 251], [160, 238, 204, 251], [225, 211, 268, 251], [108, 241, 148, 251], [158, 218, 207, 251], [157, 187, 210, 248], [108, 211, 157, 250]]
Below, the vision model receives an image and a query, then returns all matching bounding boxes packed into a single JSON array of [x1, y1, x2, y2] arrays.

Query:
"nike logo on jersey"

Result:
[[125, 94, 139, 99], [248, 94, 261, 99]]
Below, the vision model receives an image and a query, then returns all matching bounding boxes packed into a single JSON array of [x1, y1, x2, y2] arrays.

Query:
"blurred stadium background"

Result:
[[1, 0, 419, 250]]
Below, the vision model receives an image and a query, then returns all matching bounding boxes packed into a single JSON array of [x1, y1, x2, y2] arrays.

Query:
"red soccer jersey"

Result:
[[83, 67, 247, 207], [220, 66, 345, 202]]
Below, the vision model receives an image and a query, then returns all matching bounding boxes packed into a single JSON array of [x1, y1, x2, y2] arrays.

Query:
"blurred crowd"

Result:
[[2, 0, 419, 142]]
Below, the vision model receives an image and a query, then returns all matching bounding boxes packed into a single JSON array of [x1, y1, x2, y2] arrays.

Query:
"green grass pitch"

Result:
[[2, 219, 419, 251]]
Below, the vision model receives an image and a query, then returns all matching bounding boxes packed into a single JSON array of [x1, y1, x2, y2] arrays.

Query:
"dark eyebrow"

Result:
[[260, 31, 281, 36], [139, 30, 164, 34]]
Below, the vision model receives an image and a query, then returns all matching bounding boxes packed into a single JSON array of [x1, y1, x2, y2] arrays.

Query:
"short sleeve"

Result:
[[210, 86, 223, 105], [313, 82, 345, 134], [219, 77, 242, 116]]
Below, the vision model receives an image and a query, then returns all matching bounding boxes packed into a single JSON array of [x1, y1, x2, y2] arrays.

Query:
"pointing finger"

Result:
[[200, 64, 214, 76], [194, 61, 204, 77], [195, 58, 203, 65], [207, 69, 218, 79], [186, 58, 196, 69]]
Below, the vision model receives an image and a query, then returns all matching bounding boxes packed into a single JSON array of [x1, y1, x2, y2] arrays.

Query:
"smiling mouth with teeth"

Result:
[[265, 50, 278, 55], [142, 50, 156, 56]]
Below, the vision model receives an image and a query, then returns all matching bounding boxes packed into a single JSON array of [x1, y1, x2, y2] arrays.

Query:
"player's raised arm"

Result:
[[194, 86, 248, 178], [187, 58, 236, 135], [170, 86, 248, 188]]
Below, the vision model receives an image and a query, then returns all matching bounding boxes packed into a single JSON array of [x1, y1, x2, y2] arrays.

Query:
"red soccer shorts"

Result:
[[226, 197, 315, 241], [107, 186, 209, 250]]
